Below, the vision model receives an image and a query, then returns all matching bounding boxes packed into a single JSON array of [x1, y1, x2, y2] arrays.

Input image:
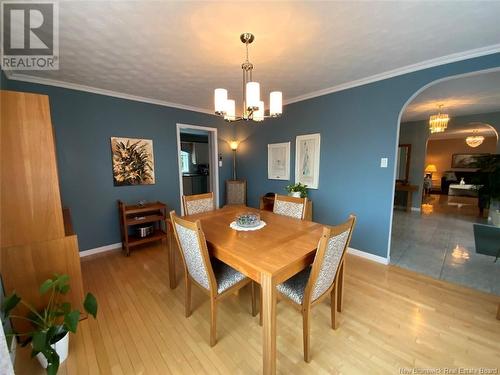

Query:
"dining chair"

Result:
[[182, 192, 215, 216], [276, 214, 356, 362], [169, 211, 257, 346], [225, 179, 247, 206], [273, 194, 308, 220]]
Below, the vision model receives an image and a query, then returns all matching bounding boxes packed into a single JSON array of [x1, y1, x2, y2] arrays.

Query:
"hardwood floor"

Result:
[[15, 243, 500, 374]]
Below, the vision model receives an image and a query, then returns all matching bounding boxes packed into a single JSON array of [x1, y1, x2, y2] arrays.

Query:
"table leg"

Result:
[[261, 272, 276, 375], [167, 221, 177, 289], [407, 191, 412, 212]]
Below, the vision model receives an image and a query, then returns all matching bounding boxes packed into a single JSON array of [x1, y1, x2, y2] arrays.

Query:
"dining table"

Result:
[[167, 205, 325, 374]]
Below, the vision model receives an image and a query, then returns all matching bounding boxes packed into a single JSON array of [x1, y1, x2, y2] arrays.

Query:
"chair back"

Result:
[[226, 180, 247, 205], [182, 192, 215, 216], [273, 194, 307, 219], [305, 215, 356, 304], [169, 211, 216, 292]]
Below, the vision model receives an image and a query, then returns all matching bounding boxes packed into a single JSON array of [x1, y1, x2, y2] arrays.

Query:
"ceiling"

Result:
[[7, 1, 500, 113], [403, 70, 500, 122]]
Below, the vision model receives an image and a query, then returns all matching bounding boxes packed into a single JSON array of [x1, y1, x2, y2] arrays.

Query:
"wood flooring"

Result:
[[14, 243, 500, 374]]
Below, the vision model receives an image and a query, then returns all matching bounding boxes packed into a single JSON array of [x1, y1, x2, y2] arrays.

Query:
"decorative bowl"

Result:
[[236, 213, 261, 228]]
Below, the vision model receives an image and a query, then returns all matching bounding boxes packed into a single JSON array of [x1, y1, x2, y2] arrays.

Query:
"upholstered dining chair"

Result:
[[169, 211, 257, 346], [276, 214, 356, 362], [225, 179, 247, 206], [273, 194, 308, 220], [182, 192, 215, 216]]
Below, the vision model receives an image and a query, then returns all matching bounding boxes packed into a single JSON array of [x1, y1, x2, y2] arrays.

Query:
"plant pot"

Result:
[[491, 209, 500, 227], [9, 336, 16, 366], [36, 331, 69, 369], [289, 191, 301, 198]]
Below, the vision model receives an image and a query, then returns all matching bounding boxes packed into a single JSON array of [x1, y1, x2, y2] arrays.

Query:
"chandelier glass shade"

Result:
[[465, 131, 485, 148], [214, 33, 282, 122], [429, 105, 449, 134]]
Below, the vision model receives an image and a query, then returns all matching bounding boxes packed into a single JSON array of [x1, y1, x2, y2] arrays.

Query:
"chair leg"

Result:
[[251, 282, 258, 317], [185, 277, 192, 318], [210, 298, 217, 347], [302, 308, 311, 363], [331, 282, 339, 330], [337, 262, 344, 313]]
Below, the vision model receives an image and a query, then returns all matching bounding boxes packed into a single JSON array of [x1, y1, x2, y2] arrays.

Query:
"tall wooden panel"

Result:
[[0, 90, 84, 332], [1, 90, 65, 247]]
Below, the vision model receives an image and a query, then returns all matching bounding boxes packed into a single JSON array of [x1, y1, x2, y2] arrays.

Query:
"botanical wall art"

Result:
[[295, 133, 321, 189], [268, 142, 290, 180], [111, 137, 155, 186]]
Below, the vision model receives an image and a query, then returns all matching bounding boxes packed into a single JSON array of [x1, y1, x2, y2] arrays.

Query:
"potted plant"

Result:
[[285, 182, 308, 198], [474, 155, 500, 226], [4, 274, 97, 375]]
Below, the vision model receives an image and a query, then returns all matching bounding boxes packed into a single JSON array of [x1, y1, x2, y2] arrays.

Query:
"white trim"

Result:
[[176, 123, 220, 215], [79, 242, 121, 257], [410, 207, 421, 212], [284, 44, 500, 105], [347, 247, 389, 265], [3, 71, 214, 115], [387, 66, 500, 260]]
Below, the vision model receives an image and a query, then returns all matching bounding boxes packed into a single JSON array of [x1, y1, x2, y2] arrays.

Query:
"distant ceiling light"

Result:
[[429, 104, 449, 134], [465, 130, 484, 148]]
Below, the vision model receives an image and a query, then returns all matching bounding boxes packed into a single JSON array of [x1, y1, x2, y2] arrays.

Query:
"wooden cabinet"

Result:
[[118, 201, 168, 256], [0, 90, 84, 332]]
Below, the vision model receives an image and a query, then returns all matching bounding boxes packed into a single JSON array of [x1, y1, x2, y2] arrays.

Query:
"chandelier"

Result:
[[214, 33, 282, 122], [429, 104, 449, 133], [465, 130, 485, 148]]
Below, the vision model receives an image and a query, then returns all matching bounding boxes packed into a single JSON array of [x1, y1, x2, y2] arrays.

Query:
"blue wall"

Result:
[[1, 72, 235, 251], [235, 54, 500, 258], [400, 111, 500, 208]]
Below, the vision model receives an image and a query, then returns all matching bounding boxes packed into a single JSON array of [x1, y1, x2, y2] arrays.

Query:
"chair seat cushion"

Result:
[[276, 266, 311, 305], [212, 259, 247, 294]]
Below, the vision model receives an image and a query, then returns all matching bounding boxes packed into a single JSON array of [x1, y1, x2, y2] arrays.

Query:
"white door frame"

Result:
[[176, 123, 219, 215]]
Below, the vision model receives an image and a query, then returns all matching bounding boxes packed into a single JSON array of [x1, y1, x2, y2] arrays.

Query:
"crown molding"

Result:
[[3, 71, 214, 115], [4, 43, 500, 111], [284, 44, 500, 105]]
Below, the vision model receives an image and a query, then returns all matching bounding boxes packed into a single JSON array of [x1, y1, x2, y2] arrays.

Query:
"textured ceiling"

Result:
[[8, 1, 500, 113], [403, 70, 500, 122]]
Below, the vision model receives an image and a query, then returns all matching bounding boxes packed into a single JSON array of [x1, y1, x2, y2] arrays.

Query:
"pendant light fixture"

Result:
[[214, 33, 282, 122], [429, 104, 450, 134], [465, 130, 485, 148]]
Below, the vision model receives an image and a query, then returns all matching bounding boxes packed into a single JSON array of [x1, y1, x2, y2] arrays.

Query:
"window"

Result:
[[180, 151, 190, 173]]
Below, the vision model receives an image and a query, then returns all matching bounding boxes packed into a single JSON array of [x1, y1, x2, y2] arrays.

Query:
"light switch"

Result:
[[380, 158, 388, 168]]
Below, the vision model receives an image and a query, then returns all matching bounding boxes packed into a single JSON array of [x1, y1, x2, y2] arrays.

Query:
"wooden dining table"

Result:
[[167, 205, 324, 374]]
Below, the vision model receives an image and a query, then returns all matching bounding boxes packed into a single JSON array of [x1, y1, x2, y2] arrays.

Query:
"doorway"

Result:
[[176, 123, 219, 214]]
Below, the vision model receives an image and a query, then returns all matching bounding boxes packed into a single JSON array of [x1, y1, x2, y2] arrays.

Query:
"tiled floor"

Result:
[[390, 194, 500, 295]]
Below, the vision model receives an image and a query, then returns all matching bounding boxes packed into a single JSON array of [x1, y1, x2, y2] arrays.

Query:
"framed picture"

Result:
[[268, 142, 290, 180], [451, 153, 489, 169], [295, 133, 321, 189], [111, 137, 155, 186]]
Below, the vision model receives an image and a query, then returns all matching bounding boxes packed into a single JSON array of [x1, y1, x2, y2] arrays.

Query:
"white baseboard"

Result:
[[410, 207, 421, 212], [347, 247, 389, 265], [79, 243, 389, 266], [80, 242, 122, 257]]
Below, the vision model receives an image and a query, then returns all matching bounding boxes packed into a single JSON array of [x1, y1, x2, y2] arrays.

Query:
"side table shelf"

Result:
[[118, 200, 168, 256]]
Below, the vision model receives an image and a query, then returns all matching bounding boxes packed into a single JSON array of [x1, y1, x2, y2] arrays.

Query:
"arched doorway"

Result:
[[390, 69, 500, 295]]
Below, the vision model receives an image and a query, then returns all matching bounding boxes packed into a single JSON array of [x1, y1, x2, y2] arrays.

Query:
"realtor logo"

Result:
[[1, 1, 59, 70]]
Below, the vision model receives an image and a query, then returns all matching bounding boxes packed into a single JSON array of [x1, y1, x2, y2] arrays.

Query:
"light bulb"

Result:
[[246, 82, 260, 109], [269, 91, 282, 117], [253, 101, 264, 122], [224, 99, 236, 121], [214, 88, 227, 114]]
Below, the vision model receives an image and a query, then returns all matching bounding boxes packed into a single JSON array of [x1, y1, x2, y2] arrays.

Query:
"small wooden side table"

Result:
[[395, 183, 419, 212], [118, 200, 168, 256]]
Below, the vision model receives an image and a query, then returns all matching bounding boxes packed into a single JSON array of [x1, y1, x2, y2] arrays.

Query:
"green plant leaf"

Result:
[[83, 293, 98, 318], [2, 293, 21, 316], [39, 279, 54, 295], [32, 330, 47, 352], [64, 310, 80, 333], [45, 347, 60, 375]]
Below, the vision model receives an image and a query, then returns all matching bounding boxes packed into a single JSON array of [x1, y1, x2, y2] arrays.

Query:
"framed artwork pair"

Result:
[[267, 133, 320, 189]]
